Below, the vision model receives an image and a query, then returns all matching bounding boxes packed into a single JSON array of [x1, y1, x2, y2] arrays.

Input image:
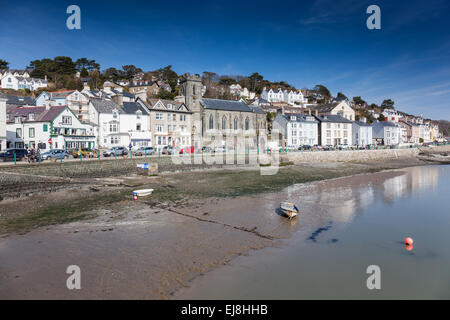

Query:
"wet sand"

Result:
[[0, 167, 408, 299]]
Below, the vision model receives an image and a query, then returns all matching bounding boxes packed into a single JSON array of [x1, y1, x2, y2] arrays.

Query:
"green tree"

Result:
[[80, 67, 89, 78], [0, 59, 9, 69], [378, 114, 386, 121], [313, 84, 331, 98], [353, 96, 366, 105], [337, 92, 347, 100], [219, 77, 237, 86], [122, 65, 143, 80], [249, 72, 264, 92], [381, 99, 395, 109]]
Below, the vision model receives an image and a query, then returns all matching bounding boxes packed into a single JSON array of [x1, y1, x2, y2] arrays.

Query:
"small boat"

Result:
[[133, 189, 154, 199], [280, 201, 299, 219]]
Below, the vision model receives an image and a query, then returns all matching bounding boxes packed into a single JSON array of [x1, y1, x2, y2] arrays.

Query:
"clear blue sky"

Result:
[[1, 0, 449, 120]]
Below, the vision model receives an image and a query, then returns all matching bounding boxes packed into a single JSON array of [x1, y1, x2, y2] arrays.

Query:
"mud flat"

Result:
[[0, 158, 438, 299]]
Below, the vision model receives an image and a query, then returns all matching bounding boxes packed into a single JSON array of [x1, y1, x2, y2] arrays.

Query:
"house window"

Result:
[[245, 117, 249, 131], [157, 125, 163, 132], [16, 128, 22, 138], [62, 116, 72, 125], [29, 128, 35, 138], [156, 113, 162, 120], [110, 123, 118, 133], [29, 113, 35, 121], [136, 111, 141, 120], [113, 111, 118, 119], [222, 116, 227, 130], [136, 124, 141, 131], [234, 117, 238, 130], [209, 115, 214, 130]]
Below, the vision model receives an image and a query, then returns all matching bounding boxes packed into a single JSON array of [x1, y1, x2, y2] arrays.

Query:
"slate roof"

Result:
[[353, 121, 372, 127], [90, 98, 123, 114], [283, 113, 318, 123], [372, 121, 398, 127], [201, 98, 253, 113], [146, 99, 191, 113], [7, 106, 47, 122], [38, 106, 66, 122], [249, 105, 266, 115], [4, 94, 36, 106], [122, 102, 149, 115], [314, 114, 353, 123], [312, 102, 340, 114], [111, 88, 135, 99], [50, 90, 75, 99]]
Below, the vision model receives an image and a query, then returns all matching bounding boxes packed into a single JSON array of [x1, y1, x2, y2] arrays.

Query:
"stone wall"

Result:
[[283, 145, 450, 164]]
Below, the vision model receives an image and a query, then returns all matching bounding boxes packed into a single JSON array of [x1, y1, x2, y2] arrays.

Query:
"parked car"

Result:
[[179, 146, 195, 154], [41, 149, 70, 160], [73, 148, 96, 158], [214, 146, 227, 153], [0, 148, 28, 162], [162, 146, 173, 155], [103, 146, 128, 157], [201, 146, 213, 153], [298, 145, 312, 151], [134, 146, 155, 156]]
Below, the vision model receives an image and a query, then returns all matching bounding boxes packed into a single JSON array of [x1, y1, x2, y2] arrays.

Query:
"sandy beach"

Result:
[[0, 157, 429, 299]]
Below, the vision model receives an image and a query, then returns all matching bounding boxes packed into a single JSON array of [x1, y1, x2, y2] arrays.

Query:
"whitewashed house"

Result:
[[0, 93, 7, 151], [372, 121, 400, 145], [382, 109, 402, 123], [283, 89, 307, 106], [88, 97, 152, 149], [0, 71, 48, 91], [352, 119, 373, 147], [6, 105, 95, 151], [273, 113, 319, 148], [261, 88, 284, 103]]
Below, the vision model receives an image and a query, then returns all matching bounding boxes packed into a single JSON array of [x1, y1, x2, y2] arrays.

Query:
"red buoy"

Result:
[[405, 245, 414, 251], [405, 237, 414, 246]]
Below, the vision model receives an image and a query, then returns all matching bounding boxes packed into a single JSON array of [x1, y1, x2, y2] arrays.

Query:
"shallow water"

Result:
[[175, 165, 450, 299]]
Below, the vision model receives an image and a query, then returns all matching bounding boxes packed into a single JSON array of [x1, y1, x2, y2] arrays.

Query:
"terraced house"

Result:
[[0, 70, 47, 91], [88, 97, 151, 149], [139, 98, 192, 150], [315, 114, 353, 146], [6, 105, 95, 151], [273, 113, 319, 148]]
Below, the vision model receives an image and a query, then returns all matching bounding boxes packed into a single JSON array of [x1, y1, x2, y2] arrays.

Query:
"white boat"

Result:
[[280, 201, 299, 219], [133, 189, 154, 198]]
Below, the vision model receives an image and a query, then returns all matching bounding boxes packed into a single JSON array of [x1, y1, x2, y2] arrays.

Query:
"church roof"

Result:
[[201, 98, 253, 113]]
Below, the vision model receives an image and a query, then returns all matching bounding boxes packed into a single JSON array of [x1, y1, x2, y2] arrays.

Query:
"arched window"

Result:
[[209, 114, 214, 130], [245, 117, 249, 131], [234, 117, 238, 130], [222, 116, 227, 130]]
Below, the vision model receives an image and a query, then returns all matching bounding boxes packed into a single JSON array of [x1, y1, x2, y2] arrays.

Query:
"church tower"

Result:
[[180, 74, 204, 140]]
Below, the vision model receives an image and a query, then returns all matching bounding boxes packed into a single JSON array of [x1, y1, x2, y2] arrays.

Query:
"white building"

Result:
[[229, 84, 255, 99], [315, 114, 353, 146], [6, 105, 96, 151], [261, 88, 284, 103], [273, 113, 319, 147], [261, 87, 307, 106], [0, 93, 7, 151], [283, 89, 307, 106], [352, 120, 373, 147], [372, 121, 400, 145], [313, 101, 355, 121], [88, 97, 152, 149], [382, 109, 402, 123], [0, 71, 48, 91]]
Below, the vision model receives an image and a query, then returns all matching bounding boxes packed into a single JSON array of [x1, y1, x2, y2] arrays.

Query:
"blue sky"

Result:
[[1, 0, 449, 120]]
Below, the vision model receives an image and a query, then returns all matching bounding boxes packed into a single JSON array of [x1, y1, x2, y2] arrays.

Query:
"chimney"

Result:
[[308, 108, 312, 116], [83, 83, 90, 91], [112, 93, 123, 106], [315, 110, 318, 116]]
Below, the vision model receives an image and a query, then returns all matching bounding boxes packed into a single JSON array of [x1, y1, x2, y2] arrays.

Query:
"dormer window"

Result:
[[136, 111, 142, 120], [290, 116, 297, 121], [29, 113, 35, 121], [113, 111, 118, 119]]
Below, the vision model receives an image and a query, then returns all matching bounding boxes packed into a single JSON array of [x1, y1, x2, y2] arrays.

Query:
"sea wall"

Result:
[[283, 145, 450, 164]]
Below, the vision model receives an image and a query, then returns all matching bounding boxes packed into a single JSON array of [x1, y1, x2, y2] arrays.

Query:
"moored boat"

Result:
[[280, 201, 299, 219], [133, 189, 154, 199]]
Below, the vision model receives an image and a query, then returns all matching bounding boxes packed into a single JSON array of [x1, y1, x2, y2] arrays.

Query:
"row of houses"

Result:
[[273, 101, 441, 149], [0, 69, 48, 91], [0, 74, 267, 152]]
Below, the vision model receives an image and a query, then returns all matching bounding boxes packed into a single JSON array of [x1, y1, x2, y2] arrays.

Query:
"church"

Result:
[[179, 74, 267, 150]]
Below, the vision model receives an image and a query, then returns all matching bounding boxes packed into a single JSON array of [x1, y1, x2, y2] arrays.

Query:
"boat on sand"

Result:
[[280, 201, 299, 219]]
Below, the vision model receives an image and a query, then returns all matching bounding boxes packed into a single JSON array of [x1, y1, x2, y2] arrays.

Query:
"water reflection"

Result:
[[286, 166, 441, 225]]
